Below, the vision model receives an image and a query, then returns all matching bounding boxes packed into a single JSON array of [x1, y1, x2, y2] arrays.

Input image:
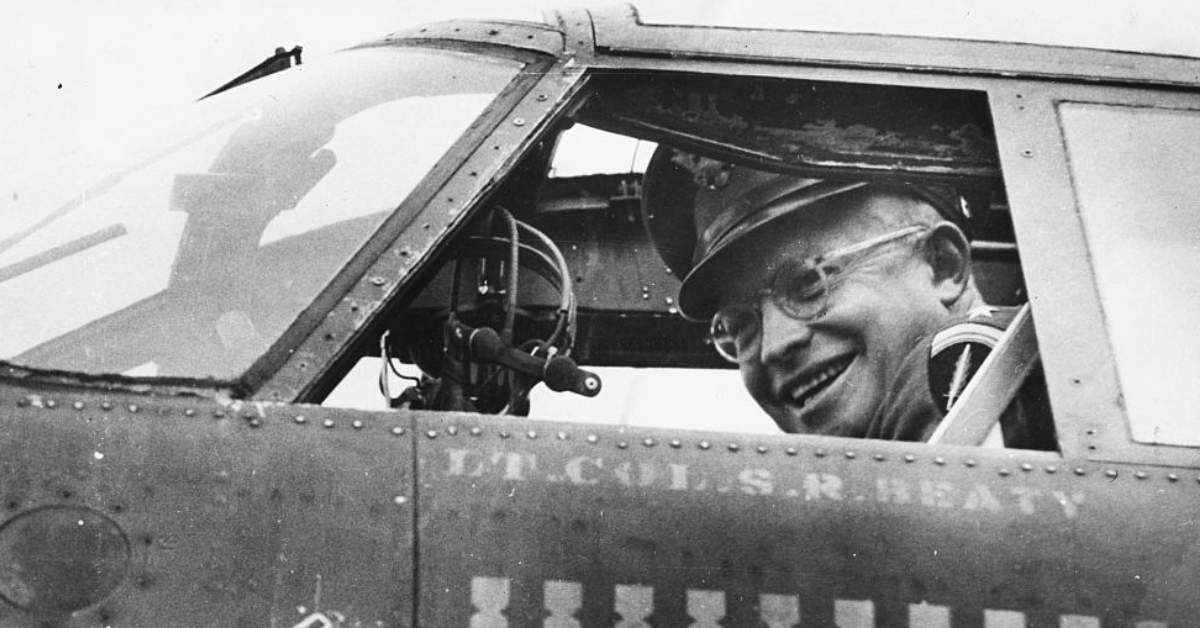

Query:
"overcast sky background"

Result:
[[4, 0, 1200, 182], [2, 0, 1196, 428]]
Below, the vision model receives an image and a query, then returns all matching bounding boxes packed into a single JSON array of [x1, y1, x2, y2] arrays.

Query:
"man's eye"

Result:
[[776, 264, 825, 301], [714, 307, 757, 338]]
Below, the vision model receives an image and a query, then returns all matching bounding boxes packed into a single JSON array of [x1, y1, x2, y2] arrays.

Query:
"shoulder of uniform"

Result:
[[933, 304, 1020, 349]]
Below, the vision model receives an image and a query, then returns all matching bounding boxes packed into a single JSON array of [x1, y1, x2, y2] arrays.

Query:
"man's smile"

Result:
[[779, 354, 855, 409]]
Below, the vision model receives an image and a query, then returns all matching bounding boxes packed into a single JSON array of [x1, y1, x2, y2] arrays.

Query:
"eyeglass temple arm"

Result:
[[927, 303, 1039, 446], [819, 225, 925, 262]]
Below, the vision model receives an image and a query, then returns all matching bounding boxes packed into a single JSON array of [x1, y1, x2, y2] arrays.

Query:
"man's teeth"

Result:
[[790, 360, 850, 405]]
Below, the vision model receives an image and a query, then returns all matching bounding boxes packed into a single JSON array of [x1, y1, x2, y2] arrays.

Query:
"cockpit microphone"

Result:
[[450, 321, 602, 397]]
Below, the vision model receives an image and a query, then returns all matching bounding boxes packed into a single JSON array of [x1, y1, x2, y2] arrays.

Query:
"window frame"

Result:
[[312, 52, 1061, 446], [251, 42, 579, 402], [273, 27, 1200, 463], [568, 55, 1068, 451], [575, 53, 1200, 462], [993, 80, 1200, 466]]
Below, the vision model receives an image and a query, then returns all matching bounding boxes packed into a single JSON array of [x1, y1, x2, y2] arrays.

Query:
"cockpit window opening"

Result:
[[324, 69, 1055, 449]]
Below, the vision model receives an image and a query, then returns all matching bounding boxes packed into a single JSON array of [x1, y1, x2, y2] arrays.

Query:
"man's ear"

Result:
[[922, 222, 972, 307]]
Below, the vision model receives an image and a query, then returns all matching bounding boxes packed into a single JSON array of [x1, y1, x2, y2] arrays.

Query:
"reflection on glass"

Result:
[[0, 47, 521, 381], [1060, 102, 1200, 447]]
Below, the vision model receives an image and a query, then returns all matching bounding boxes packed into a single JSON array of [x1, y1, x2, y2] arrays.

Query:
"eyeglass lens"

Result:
[[709, 261, 831, 362], [708, 226, 925, 363]]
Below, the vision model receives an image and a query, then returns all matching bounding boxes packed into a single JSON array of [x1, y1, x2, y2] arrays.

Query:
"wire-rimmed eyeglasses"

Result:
[[709, 226, 927, 363]]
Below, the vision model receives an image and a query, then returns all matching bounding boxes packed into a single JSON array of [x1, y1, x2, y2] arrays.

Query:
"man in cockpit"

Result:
[[644, 150, 1050, 445]]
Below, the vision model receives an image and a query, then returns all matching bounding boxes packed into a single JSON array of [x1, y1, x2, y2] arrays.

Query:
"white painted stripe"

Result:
[[984, 609, 1026, 628], [1061, 616, 1100, 628], [464, 577, 1167, 628], [687, 590, 725, 628], [760, 594, 800, 628], [835, 599, 875, 628], [470, 577, 510, 628], [545, 580, 582, 628], [615, 584, 654, 628], [910, 603, 950, 628]]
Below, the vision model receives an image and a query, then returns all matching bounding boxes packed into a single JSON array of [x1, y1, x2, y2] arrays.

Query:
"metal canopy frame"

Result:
[[4, 8, 1193, 468], [590, 4, 1200, 89], [252, 33, 588, 402], [257, 12, 1172, 465]]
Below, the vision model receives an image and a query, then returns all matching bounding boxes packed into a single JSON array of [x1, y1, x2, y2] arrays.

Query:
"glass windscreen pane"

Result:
[[0, 47, 521, 381], [1059, 102, 1200, 447]]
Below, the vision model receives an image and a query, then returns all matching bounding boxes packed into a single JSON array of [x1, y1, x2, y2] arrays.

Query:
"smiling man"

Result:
[[645, 150, 1004, 441]]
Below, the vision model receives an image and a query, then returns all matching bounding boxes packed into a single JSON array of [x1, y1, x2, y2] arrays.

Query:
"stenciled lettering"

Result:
[[962, 485, 1002, 512], [443, 449, 1085, 519], [1050, 491, 1085, 519], [739, 469, 774, 496], [446, 449, 536, 481], [564, 456, 602, 485], [804, 473, 843, 501], [613, 461, 663, 488], [876, 478, 914, 504], [920, 481, 956, 508], [669, 463, 689, 491], [1009, 486, 1040, 515]]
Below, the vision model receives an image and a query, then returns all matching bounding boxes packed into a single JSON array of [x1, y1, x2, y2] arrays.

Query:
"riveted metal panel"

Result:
[[373, 20, 564, 56], [415, 413, 1199, 625], [577, 70, 1000, 180], [589, 5, 1200, 89], [993, 77, 1200, 467], [0, 386, 414, 628]]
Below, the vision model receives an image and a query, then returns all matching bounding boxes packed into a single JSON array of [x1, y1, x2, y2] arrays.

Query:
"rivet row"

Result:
[[3, 401, 1197, 485]]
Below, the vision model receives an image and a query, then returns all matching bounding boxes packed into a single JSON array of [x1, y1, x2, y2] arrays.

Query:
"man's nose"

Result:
[[758, 299, 813, 363]]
